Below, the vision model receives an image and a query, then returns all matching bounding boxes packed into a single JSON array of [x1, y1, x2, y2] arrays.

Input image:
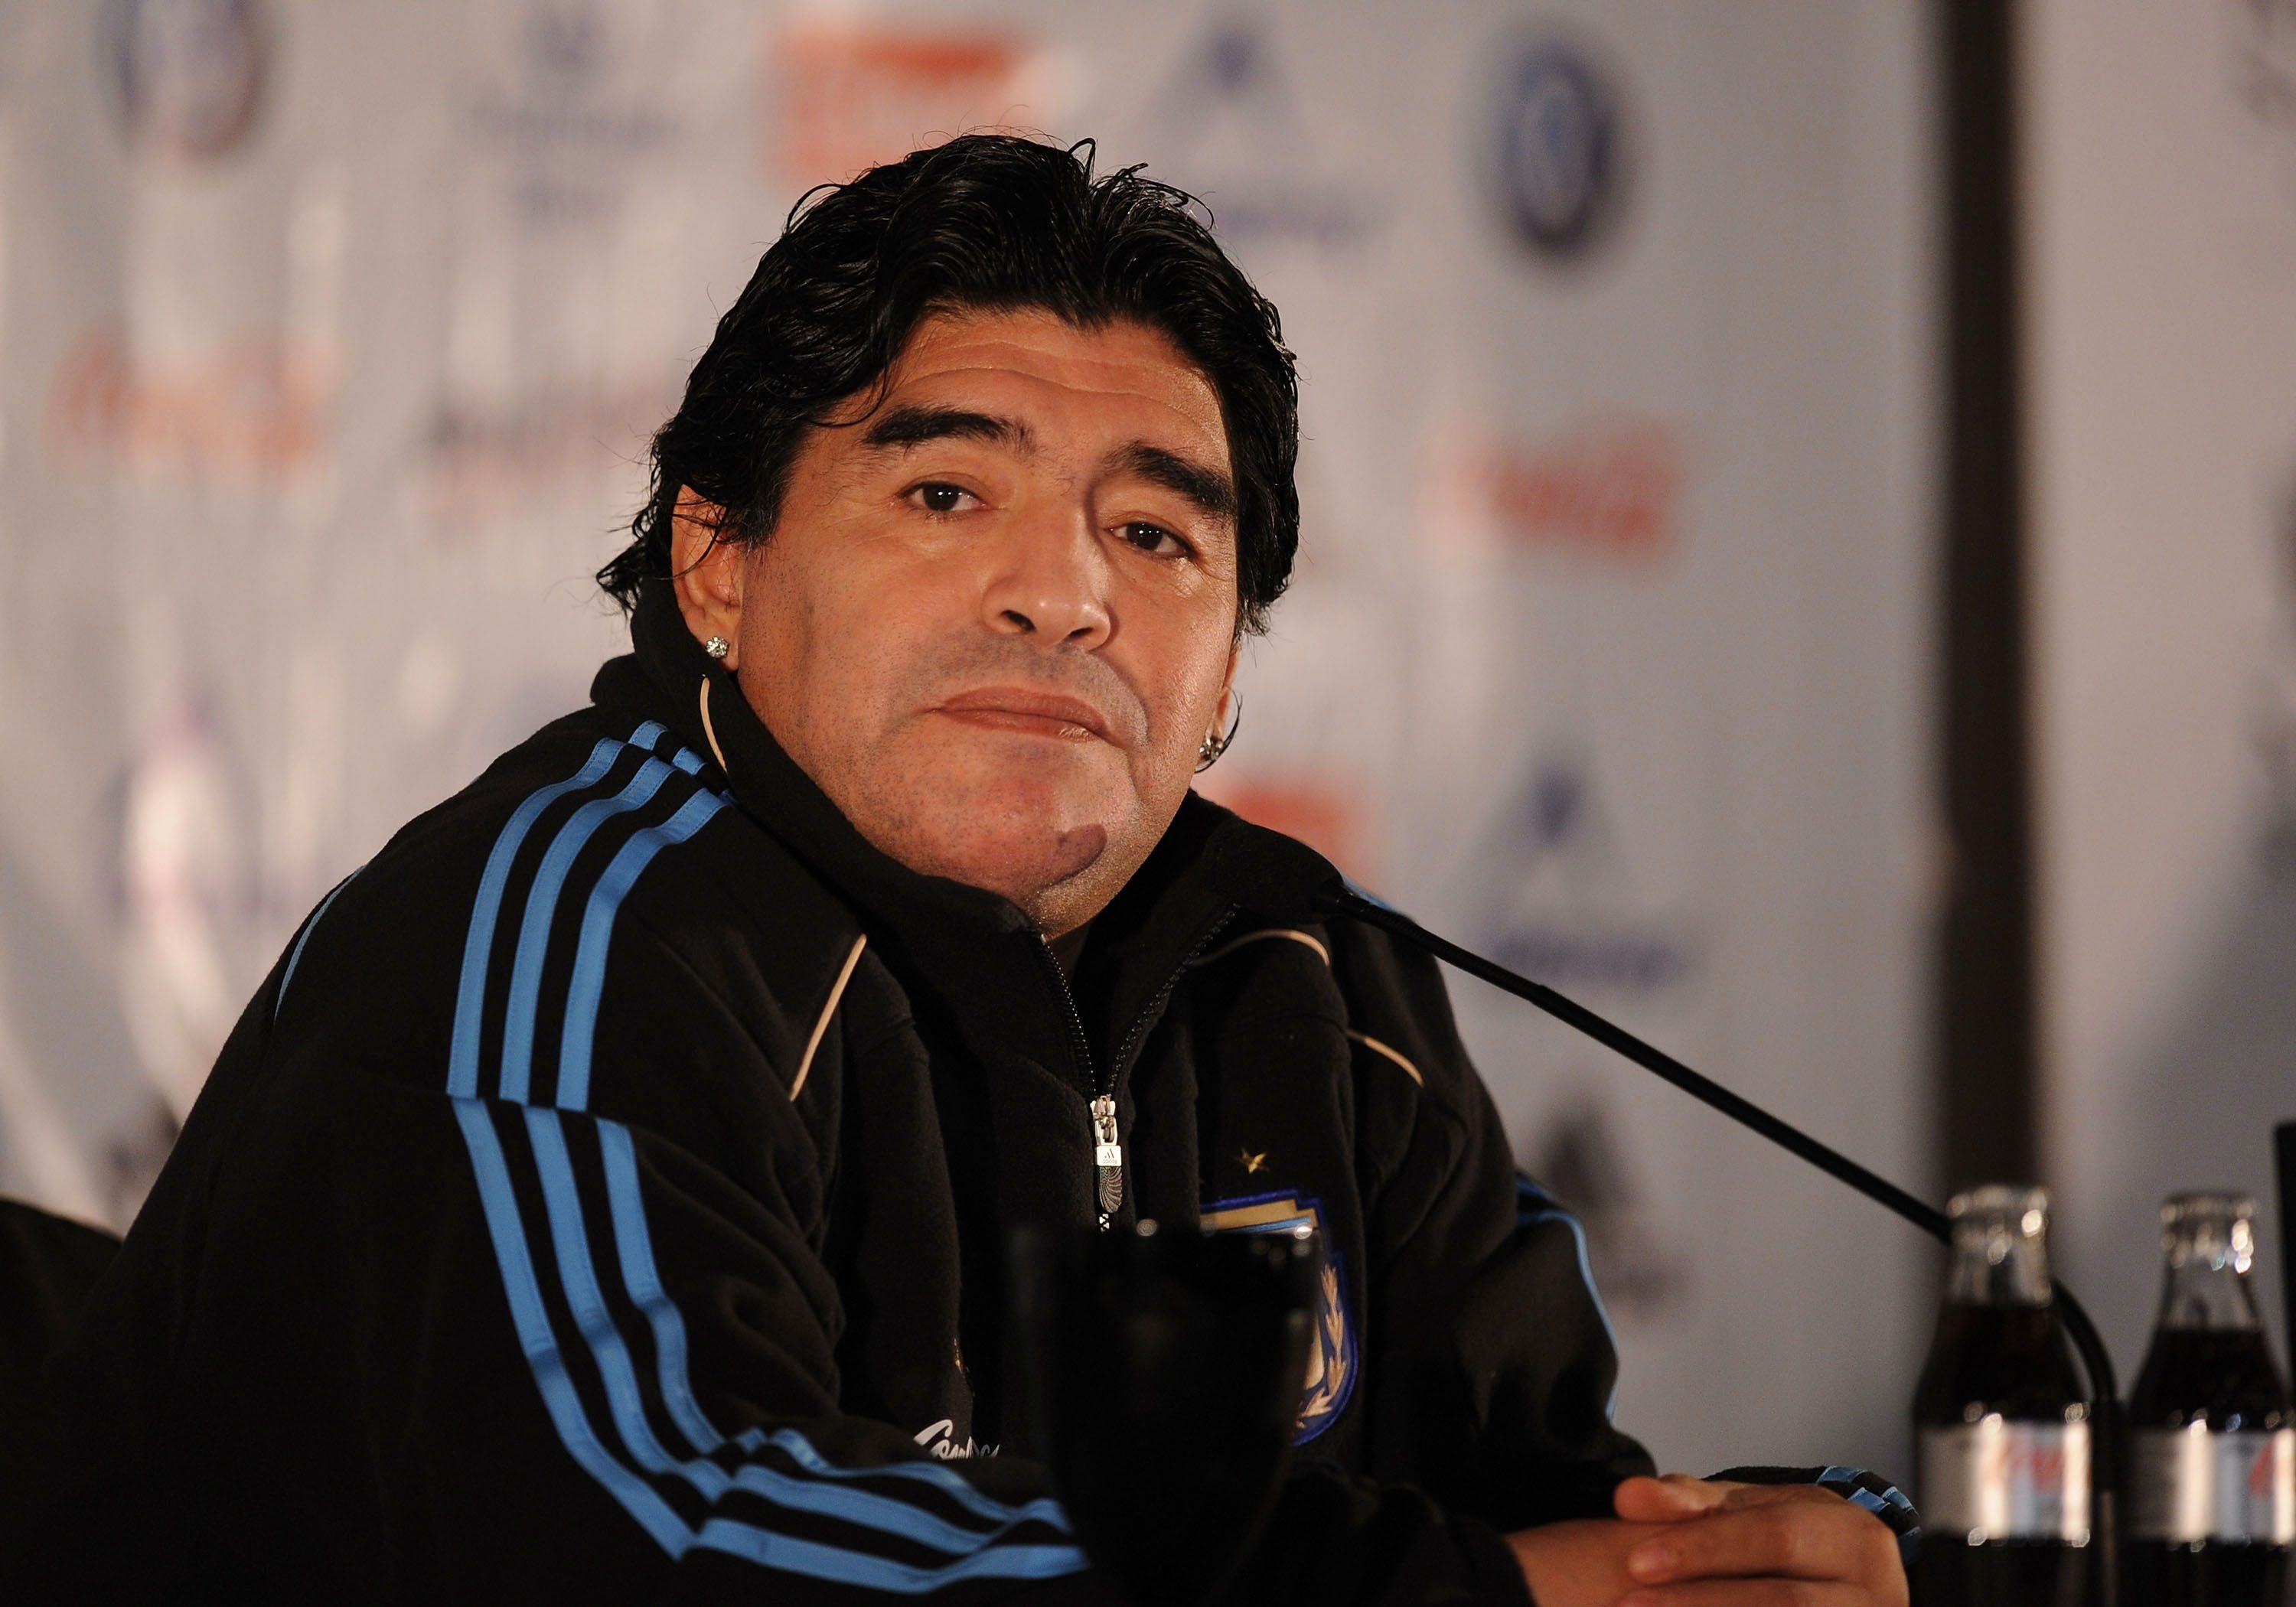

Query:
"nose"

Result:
[[981, 510, 1112, 649]]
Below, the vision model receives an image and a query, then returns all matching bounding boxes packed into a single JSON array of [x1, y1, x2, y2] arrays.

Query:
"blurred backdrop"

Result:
[[0, 0, 2285, 1488]]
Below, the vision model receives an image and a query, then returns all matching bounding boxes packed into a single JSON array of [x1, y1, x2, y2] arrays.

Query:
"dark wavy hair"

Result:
[[598, 135, 1300, 632]]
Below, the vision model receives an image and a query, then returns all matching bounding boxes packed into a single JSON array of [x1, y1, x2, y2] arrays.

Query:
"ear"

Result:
[[668, 487, 745, 670], [1215, 644, 1241, 731]]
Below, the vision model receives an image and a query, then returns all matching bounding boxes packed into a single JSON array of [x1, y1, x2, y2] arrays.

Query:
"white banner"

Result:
[[0, 0, 1936, 1479], [2025, 0, 2296, 1380]]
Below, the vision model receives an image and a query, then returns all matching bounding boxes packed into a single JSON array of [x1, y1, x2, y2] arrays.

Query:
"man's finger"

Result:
[[1613, 1475, 1739, 1524], [1714, 1483, 1855, 1512], [1624, 1499, 1899, 1586], [1618, 1582, 1866, 1607]]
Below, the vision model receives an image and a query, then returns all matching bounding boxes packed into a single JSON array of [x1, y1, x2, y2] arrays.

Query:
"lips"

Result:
[[934, 686, 1114, 742]]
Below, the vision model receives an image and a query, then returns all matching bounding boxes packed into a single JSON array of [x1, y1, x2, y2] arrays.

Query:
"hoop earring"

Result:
[[1195, 694, 1243, 772]]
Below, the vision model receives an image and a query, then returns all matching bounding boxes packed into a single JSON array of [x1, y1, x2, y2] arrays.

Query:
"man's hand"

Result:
[[1508, 1475, 1906, 1607], [1505, 1517, 1678, 1607]]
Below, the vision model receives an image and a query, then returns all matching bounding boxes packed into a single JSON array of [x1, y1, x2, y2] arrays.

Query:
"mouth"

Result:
[[933, 686, 1115, 743]]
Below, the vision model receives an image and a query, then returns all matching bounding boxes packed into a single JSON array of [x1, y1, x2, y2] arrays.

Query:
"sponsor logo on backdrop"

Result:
[[47, 326, 332, 482], [1521, 1097, 1690, 1323], [1489, 31, 1630, 266], [1463, 754, 1698, 998], [422, 376, 672, 518], [766, 24, 1065, 186], [100, 0, 269, 164], [1480, 415, 1685, 566], [1127, 13, 1380, 255], [1432, 414, 1689, 570], [465, 0, 678, 227]]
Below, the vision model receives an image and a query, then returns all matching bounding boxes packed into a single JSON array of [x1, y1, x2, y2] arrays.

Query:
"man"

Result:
[[18, 137, 1910, 1604]]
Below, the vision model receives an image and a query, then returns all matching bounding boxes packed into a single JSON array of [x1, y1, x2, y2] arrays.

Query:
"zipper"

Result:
[[1034, 908, 1235, 1233], [1032, 938, 1116, 1226]]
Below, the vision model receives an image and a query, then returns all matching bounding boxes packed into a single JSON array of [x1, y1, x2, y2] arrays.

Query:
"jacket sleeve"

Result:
[[415, 911, 1109, 1605], [1328, 918, 1658, 1535]]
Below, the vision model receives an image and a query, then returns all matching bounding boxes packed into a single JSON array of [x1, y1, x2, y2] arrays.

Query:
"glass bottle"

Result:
[[1912, 1185, 2092, 1607], [2125, 1192, 2294, 1607]]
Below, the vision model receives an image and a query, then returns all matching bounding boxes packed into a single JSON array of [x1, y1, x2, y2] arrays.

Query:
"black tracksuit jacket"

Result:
[[17, 581, 1657, 1603]]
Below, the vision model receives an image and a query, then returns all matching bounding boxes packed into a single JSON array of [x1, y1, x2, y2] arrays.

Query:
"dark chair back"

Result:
[[0, 1198, 119, 1469]]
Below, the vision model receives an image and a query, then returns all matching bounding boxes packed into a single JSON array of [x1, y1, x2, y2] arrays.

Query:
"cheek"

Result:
[[798, 581, 998, 770], [741, 543, 879, 738], [1134, 628, 1234, 774]]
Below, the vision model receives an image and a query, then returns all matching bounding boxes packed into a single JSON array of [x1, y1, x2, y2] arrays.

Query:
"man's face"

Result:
[[672, 307, 1242, 937]]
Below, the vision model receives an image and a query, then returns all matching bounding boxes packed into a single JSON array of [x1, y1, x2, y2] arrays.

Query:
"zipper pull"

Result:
[[1091, 1094, 1124, 1219]]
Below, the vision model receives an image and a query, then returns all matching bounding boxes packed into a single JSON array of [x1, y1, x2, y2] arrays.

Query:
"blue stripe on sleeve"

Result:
[[1816, 1466, 1917, 1514], [276, 867, 361, 1019], [756, 1429, 1072, 1535], [497, 757, 675, 1102], [523, 1107, 730, 1501], [448, 738, 624, 1099], [451, 1097, 693, 1553], [554, 788, 728, 1113], [596, 1120, 726, 1459], [631, 719, 709, 776], [525, 1109, 1076, 1555]]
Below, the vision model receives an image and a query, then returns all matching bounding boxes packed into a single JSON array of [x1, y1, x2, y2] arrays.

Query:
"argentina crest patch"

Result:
[[1200, 1192, 1357, 1443]]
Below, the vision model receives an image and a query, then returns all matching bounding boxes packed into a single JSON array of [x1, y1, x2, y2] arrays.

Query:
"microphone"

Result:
[[1210, 826, 1953, 1236], [1210, 820, 2127, 1589]]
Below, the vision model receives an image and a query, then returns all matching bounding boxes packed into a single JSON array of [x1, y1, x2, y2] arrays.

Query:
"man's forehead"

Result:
[[863, 308, 1227, 448]]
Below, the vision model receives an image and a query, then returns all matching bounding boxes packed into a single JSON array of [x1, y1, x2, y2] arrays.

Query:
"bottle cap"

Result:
[[2158, 1191, 2256, 1224], [1948, 1184, 2050, 1223], [2158, 1192, 2256, 1271]]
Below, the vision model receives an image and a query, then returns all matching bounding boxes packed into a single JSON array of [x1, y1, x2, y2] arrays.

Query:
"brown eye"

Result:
[[915, 483, 969, 514], [1121, 521, 1187, 557]]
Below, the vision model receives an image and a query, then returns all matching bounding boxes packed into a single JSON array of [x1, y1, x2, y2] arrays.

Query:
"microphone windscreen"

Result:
[[1207, 820, 1346, 920]]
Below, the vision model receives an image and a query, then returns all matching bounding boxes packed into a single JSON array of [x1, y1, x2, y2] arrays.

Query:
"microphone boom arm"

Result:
[[1319, 884, 2124, 1596], [1327, 889, 1951, 1243]]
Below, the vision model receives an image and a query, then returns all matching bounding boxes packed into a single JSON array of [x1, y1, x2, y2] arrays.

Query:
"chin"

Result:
[[902, 765, 1130, 902]]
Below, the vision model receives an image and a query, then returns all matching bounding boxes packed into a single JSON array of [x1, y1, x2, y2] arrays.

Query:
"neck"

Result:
[[1045, 924, 1091, 977]]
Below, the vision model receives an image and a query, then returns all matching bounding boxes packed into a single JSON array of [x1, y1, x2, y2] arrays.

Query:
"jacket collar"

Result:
[[592, 579, 1247, 1084]]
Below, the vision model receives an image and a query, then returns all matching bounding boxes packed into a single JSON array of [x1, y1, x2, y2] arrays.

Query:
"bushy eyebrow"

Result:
[[861, 406, 1032, 452], [860, 406, 1235, 522], [1107, 442, 1238, 523]]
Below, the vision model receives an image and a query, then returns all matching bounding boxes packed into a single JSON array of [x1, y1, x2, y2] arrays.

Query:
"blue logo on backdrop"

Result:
[[100, 0, 269, 163], [464, 0, 678, 228], [1464, 756, 1696, 996], [1492, 35, 1628, 262], [1130, 11, 1380, 256]]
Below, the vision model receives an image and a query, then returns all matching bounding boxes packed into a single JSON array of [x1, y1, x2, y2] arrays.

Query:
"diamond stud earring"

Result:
[[704, 636, 731, 660]]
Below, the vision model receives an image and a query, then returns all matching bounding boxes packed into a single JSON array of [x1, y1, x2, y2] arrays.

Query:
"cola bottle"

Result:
[[1913, 1186, 2093, 1607], [2125, 1192, 2294, 1607]]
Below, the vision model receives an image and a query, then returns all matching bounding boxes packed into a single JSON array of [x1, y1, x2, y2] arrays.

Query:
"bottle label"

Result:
[[1919, 1418, 2092, 1543], [2129, 1426, 2295, 1543]]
